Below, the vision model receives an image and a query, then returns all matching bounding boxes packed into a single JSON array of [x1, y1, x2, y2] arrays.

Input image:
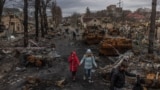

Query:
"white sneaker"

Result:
[[88, 80, 94, 83], [83, 76, 86, 80]]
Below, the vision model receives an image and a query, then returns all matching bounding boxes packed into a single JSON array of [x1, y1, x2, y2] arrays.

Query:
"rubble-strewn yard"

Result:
[[0, 27, 160, 90], [0, 34, 112, 90], [1, 0, 160, 89]]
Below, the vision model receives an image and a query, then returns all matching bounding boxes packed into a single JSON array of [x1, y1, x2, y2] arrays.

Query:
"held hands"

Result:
[[95, 65, 98, 68], [136, 74, 140, 78]]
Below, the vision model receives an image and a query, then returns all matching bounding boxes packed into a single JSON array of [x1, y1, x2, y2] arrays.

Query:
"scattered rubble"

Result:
[[55, 78, 66, 88], [99, 36, 132, 56], [83, 26, 105, 44], [0, 21, 160, 90], [98, 52, 160, 89]]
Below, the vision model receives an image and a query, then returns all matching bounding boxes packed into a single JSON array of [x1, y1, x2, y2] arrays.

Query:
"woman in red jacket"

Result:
[[68, 51, 80, 81]]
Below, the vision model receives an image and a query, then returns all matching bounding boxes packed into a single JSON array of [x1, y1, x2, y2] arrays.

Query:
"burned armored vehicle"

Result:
[[83, 26, 105, 44]]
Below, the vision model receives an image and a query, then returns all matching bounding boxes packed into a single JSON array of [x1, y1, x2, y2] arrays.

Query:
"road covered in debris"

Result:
[[0, 34, 111, 90], [0, 28, 160, 90]]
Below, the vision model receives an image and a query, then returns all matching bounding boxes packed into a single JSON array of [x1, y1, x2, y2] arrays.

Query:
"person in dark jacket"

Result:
[[72, 31, 76, 40], [110, 63, 137, 90]]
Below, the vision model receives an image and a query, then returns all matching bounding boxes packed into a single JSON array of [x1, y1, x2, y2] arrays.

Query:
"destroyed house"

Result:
[[82, 17, 102, 28], [126, 13, 145, 21]]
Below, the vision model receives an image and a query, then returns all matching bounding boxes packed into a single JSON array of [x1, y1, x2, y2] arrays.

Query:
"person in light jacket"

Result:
[[80, 49, 97, 83]]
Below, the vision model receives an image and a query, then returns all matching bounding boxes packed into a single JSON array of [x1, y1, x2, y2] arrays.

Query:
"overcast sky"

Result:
[[56, 0, 160, 17], [4, 0, 160, 17]]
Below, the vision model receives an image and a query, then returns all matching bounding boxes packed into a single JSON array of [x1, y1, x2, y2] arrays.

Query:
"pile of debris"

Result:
[[98, 52, 160, 89], [26, 55, 44, 67], [99, 36, 132, 56], [22, 76, 67, 90], [18, 48, 61, 67], [83, 26, 105, 44]]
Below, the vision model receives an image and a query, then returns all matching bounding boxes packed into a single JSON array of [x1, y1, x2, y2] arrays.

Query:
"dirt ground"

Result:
[[0, 33, 159, 90], [0, 34, 113, 90]]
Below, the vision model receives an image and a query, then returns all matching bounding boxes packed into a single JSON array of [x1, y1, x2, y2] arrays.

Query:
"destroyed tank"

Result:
[[83, 26, 105, 44], [99, 35, 132, 56], [99, 22, 132, 56]]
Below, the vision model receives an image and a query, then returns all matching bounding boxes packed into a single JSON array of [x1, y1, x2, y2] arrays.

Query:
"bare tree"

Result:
[[85, 7, 91, 17], [39, 0, 44, 37], [148, 0, 157, 54], [35, 0, 40, 41], [23, 0, 28, 47], [0, 0, 6, 22], [51, 1, 62, 28], [70, 12, 80, 27], [41, 0, 51, 35], [55, 6, 62, 27], [51, 1, 56, 28]]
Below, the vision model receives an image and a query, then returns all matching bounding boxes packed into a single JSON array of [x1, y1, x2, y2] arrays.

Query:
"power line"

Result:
[[117, 0, 122, 8]]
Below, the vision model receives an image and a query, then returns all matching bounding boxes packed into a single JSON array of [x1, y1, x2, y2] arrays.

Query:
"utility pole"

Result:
[[117, 0, 122, 8], [148, 0, 157, 54]]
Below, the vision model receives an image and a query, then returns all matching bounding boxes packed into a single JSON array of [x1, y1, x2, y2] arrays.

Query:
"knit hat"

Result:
[[71, 51, 76, 56], [86, 49, 92, 54]]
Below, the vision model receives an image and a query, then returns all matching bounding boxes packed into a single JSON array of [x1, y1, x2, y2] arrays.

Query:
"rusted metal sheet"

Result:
[[27, 55, 43, 67], [145, 73, 160, 88]]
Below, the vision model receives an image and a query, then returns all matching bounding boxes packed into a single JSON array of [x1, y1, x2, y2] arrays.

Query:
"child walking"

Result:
[[68, 51, 80, 81], [80, 49, 97, 83]]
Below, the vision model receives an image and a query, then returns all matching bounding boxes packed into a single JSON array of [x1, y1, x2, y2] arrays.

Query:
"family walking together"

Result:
[[68, 49, 97, 83], [68, 49, 142, 90]]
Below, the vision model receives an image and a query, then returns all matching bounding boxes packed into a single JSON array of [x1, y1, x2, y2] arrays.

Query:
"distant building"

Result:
[[1, 14, 23, 33], [81, 17, 93, 28], [2, 8, 38, 34], [136, 8, 151, 14], [123, 10, 132, 13], [107, 5, 116, 16], [115, 7, 123, 17], [2, 8, 23, 34], [107, 5, 116, 12], [126, 13, 145, 21], [80, 16, 111, 29], [86, 18, 101, 26], [2, 8, 22, 16], [134, 8, 151, 21], [123, 10, 132, 16], [81, 17, 102, 28], [106, 5, 123, 18]]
